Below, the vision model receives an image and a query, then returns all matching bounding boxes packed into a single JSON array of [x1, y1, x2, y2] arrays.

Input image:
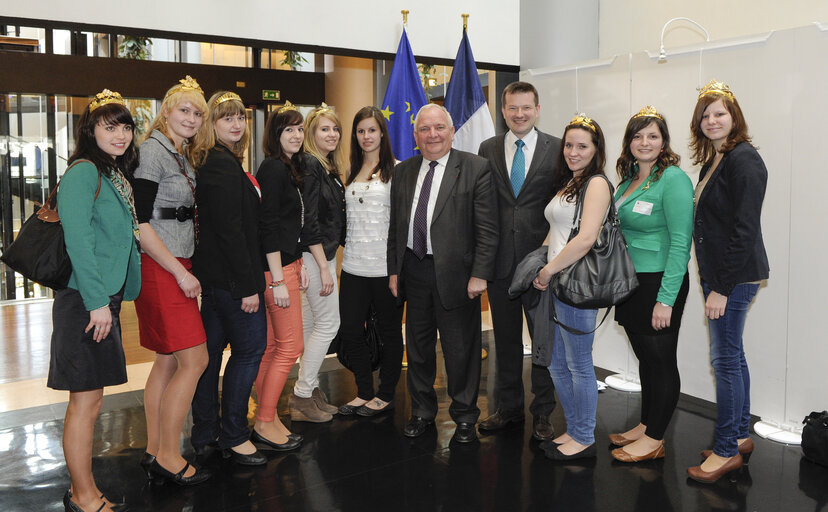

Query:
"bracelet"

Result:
[[177, 273, 188, 285], [657, 302, 672, 308], [268, 279, 286, 289]]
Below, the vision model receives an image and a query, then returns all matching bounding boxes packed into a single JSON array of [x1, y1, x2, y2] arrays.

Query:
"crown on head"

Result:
[[698, 79, 734, 101], [89, 89, 126, 112], [212, 91, 242, 109], [568, 113, 596, 133], [166, 75, 204, 99], [278, 100, 298, 114], [307, 102, 334, 123], [632, 105, 663, 121]]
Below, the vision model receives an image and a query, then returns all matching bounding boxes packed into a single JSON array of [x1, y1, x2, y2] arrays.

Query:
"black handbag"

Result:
[[335, 304, 383, 372], [551, 175, 638, 310], [802, 410, 828, 467], [0, 162, 100, 290]]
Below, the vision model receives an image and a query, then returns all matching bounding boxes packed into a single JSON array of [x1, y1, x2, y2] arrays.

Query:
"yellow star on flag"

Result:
[[380, 106, 393, 120]]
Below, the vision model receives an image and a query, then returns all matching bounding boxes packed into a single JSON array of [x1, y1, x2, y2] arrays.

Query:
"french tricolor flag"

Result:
[[444, 28, 495, 154]]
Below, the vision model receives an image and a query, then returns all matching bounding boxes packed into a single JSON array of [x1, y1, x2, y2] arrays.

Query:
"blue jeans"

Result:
[[703, 281, 760, 457], [191, 285, 267, 449], [547, 295, 598, 445]]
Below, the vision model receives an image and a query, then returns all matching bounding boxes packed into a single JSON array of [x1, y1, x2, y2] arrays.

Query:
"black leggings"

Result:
[[338, 271, 404, 402], [625, 327, 680, 440]]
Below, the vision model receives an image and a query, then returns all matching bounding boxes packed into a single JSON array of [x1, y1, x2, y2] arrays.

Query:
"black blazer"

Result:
[[192, 146, 265, 299], [299, 154, 345, 260], [387, 149, 499, 310], [478, 129, 561, 279], [694, 142, 769, 296], [257, 157, 304, 266]]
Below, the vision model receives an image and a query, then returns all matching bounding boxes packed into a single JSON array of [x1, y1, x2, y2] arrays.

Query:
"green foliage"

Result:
[[280, 51, 309, 70], [118, 36, 153, 61]]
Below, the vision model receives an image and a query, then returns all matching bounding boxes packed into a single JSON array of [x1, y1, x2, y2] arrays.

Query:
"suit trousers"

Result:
[[403, 250, 481, 424], [487, 276, 557, 416], [296, 253, 340, 398]]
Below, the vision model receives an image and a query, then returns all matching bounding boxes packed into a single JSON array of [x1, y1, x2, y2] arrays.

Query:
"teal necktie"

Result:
[[511, 139, 525, 197]]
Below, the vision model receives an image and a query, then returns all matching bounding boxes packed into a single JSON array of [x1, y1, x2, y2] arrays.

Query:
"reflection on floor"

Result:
[[1, 335, 825, 512]]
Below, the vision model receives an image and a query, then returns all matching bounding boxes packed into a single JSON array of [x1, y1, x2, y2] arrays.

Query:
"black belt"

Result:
[[152, 206, 194, 222]]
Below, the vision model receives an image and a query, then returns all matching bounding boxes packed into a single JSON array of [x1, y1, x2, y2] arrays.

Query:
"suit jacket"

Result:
[[299, 154, 345, 261], [615, 165, 694, 306], [478, 129, 561, 279], [192, 146, 265, 299], [694, 142, 769, 296], [59, 160, 141, 310], [387, 149, 498, 310]]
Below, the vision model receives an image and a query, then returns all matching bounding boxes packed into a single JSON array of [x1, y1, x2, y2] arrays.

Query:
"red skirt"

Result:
[[135, 254, 206, 353]]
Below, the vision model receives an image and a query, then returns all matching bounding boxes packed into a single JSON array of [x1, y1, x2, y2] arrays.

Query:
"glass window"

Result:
[[0, 26, 45, 53]]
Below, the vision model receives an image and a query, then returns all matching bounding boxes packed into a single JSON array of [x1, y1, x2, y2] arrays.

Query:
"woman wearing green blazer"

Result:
[[608, 107, 694, 463], [47, 90, 141, 512]]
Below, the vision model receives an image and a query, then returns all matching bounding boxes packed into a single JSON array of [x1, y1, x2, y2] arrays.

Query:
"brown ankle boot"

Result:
[[311, 387, 339, 415], [289, 392, 333, 423]]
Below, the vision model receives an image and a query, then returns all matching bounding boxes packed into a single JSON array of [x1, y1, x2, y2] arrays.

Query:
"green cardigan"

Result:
[[58, 161, 141, 310], [614, 165, 693, 306]]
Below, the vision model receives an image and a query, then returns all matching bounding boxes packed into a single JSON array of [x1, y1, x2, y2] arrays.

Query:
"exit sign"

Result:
[[262, 90, 280, 100]]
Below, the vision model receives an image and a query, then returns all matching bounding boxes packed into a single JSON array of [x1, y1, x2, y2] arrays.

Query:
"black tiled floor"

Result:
[[1, 339, 826, 512]]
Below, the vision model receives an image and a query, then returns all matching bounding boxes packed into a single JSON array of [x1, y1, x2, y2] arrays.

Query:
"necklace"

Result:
[[350, 172, 378, 203]]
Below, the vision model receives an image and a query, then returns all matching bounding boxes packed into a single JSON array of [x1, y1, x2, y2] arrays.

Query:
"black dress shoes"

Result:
[[338, 403, 361, 415], [251, 430, 302, 451], [222, 447, 267, 466], [478, 409, 525, 432], [453, 422, 478, 443], [356, 400, 394, 417], [139, 452, 156, 480], [403, 416, 434, 438], [533, 413, 555, 441], [149, 460, 212, 485]]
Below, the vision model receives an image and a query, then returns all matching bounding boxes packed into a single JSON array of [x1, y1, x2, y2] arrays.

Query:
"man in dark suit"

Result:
[[388, 104, 498, 444], [477, 81, 561, 440]]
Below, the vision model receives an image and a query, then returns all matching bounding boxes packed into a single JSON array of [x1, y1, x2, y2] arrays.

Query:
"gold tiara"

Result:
[[166, 75, 204, 99], [632, 105, 663, 120], [698, 79, 734, 101], [568, 113, 596, 133], [212, 91, 241, 109], [278, 100, 298, 114], [89, 89, 126, 112], [307, 102, 334, 122]]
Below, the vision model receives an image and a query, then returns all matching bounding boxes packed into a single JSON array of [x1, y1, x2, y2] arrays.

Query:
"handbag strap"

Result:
[[568, 174, 617, 240], [550, 299, 613, 335], [46, 159, 102, 209]]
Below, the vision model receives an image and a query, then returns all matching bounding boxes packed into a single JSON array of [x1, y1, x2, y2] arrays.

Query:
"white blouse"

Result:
[[342, 179, 392, 277], [544, 193, 577, 263]]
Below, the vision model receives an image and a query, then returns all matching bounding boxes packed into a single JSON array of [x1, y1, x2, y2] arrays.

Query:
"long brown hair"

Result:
[[616, 114, 680, 182], [551, 122, 607, 202], [689, 92, 754, 166], [263, 108, 305, 186], [347, 106, 395, 185], [68, 102, 139, 180]]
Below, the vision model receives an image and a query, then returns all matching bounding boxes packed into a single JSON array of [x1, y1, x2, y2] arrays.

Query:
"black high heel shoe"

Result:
[[63, 490, 113, 512], [139, 453, 156, 480], [148, 459, 212, 486]]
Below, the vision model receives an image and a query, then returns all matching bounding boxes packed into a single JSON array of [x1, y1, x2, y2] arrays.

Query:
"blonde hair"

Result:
[[146, 87, 211, 169], [303, 107, 345, 177], [205, 91, 250, 162]]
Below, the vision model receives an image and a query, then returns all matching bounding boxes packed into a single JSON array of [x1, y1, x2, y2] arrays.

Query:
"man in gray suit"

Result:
[[477, 82, 561, 440], [388, 104, 498, 444]]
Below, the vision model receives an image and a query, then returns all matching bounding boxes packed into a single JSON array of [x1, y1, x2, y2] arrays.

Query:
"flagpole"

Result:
[[401, 9, 409, 26], [462, 13, 469, 30]]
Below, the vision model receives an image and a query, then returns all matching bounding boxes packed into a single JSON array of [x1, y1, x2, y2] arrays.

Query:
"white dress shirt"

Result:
[[504, 128, 538, 178], [407, 152, 450, 255]]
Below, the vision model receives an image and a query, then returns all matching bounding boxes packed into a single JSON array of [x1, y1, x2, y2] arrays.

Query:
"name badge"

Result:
[[632, 200, 654, 215]]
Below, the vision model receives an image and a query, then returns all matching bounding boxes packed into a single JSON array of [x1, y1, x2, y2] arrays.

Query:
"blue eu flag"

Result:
[[381, 29, 428, 161]]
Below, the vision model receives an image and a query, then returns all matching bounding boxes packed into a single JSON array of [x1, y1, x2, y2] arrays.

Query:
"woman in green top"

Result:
[[47, 90, 141, 512], [608, 106, 694, 463]]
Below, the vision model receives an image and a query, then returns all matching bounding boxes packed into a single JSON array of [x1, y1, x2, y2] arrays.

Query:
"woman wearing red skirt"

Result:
[[133, 76, 212, 485]]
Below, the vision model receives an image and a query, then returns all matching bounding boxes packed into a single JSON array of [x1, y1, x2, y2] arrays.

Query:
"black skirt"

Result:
[[614, 272, 689, 335], [47, 287, 127, 391]]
